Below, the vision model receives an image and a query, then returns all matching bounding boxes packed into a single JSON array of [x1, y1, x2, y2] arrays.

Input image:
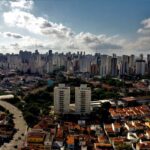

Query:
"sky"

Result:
[[0, 0, 150, 55]]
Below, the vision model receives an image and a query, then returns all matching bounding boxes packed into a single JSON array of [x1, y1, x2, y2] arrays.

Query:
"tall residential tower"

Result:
[[75, 84, 91, 114], [54, 84, 70, 114]]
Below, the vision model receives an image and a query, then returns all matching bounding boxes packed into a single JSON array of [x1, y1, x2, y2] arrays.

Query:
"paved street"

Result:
[[0, 100, 27, 150]]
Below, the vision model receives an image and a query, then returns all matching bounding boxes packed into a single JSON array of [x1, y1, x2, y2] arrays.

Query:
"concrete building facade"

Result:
[[75, 84, 91, 114], [54, 84, 70, 114]]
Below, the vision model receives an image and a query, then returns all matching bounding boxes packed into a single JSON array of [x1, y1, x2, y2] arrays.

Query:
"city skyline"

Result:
[[0, 0, 150, 55], [0, 49, 149, 76]]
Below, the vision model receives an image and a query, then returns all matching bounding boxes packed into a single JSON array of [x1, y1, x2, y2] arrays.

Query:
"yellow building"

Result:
[[27, 129, 46, 143]]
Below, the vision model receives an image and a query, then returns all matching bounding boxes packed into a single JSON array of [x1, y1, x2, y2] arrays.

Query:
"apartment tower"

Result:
[[54, 84, 70, 114], [75, 84, 91, 114]]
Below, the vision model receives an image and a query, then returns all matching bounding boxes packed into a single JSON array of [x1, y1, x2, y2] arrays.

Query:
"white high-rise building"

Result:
[[100, 55, 111, 77], [100, 55, 107, 77], [75, 84, 91, 114], [79, 55, 92, 73], [119, 55, 129, 75], [54, 84, 70, 114]]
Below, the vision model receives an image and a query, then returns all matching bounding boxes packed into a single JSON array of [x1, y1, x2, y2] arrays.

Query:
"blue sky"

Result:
[[0, 0, 150, 55], [35, 0, 150, 38]]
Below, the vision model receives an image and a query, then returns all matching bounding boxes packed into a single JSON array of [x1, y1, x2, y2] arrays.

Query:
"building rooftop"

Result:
[[94, 143, 113, 150], [121, 96, 136, 102], [136, 141, 150, 150], [27, 130, 46, 143], [67, 135, 75, 145], [109, 105, 150, 118]]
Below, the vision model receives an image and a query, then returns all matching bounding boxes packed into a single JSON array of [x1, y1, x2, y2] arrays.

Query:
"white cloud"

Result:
[[137, 18, 150, 35], [126, 17, 150, 54], [0, 0, 129, 54], [0, 0, 33, 11], [3, 9, 124, 54], [0, 0, 10, 10], [125, 36, 150, 53], [10, 0, 33, 10], [1, 0, 150, 55], [3, 9, 74, 38], [3, 10, 42, 34], [2, 32, 24, 38], [74, 32, 124, 52], [142, 18, 150, 29]]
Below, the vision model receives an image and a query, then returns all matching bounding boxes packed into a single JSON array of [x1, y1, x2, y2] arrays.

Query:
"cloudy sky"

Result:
[[0, 0, 150, 55]]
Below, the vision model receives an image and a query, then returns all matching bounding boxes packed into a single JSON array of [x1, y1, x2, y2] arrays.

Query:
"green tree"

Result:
[[23, 112, 38, 127], [115, 143, 132, 150]]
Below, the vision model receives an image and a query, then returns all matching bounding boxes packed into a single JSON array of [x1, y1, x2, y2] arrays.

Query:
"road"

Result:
[[0, 100, 27, 150]]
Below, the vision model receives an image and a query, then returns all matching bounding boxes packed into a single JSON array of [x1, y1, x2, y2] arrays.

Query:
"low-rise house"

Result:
[[67, 135, 75, 149], [127, 132, 138, 142], [94, 143, 113, 150], [110, 137, 127, 148], [136, 141, 150, 150], [124, 122, 136, 132], [132, 121, 146, 131], [145, 122, 150, 129], [145, 130, 150, 139], [27, 129, 46, 143], [112, 122, 122, 133], [98, 135, 109, 144], [104, 124, 115, 136], [55, 127, 63, 141], [110, 105, 150, 120]]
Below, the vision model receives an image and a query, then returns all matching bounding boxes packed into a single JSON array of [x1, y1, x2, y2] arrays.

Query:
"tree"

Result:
[[90, 102, 112, 124], [23, 112, 38, 127], [115, 143, 132, 150], [27, 104, 40, 116], [101, 102, 111, 110]]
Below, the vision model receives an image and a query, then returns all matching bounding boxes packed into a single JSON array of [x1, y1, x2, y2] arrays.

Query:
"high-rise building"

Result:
[[90, 63, 99, 75], [147, 54, 150, 75], [75, 84, 91, 114], [67, 58, 74, 74], [140, 54, 144, 60], [119, 55, 129, 75], [129, 55, 135, 74], [79, 55, 91, 73], [135, 59, 145, 75], [54, 84, 70, 114], [99, 55, 112, 77], [45, 50, 53, 73], [111, 54, 118, 76]]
